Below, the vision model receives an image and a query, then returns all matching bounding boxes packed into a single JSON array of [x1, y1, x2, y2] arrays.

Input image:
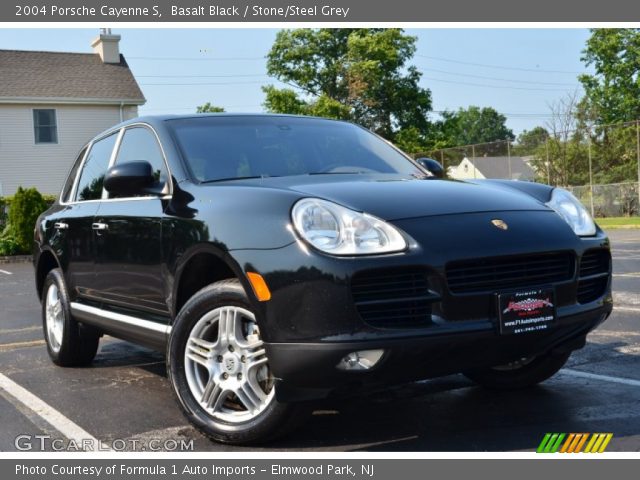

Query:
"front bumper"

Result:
[[266, 304, 611, 401], [229, 211, 613, 401]]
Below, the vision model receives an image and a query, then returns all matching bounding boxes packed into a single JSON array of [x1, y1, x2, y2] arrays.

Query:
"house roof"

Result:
[[465, 156, 535, 181], [0, 49, 145, 105]]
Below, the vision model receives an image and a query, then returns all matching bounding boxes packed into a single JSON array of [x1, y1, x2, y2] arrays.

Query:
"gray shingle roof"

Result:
[[467, 156, 535, 181], [0, 49, 145, 104]]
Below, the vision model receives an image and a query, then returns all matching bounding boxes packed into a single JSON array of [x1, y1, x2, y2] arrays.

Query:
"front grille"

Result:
[[579, 249, 611, 278], [446, 252, 575, 294], [577, 249, 610, 303], [351, 268, 436, 328]]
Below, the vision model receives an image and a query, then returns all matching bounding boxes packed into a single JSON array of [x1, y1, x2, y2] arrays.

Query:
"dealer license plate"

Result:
[[498, 288, 556, 335]]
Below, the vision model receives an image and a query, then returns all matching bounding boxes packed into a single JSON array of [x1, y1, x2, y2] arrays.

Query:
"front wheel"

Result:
[[167, 279, 305, 444], [464, 351, 571, 390]]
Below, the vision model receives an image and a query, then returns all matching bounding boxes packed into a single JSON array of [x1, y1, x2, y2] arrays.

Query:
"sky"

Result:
[[0, 28, 593, 135]]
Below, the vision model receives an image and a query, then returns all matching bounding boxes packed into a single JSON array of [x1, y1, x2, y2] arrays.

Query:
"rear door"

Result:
[[92, 125, 171, 317], [54, 132, 119, 300]]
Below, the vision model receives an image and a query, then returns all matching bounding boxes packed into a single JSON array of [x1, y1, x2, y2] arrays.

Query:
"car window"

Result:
[[113, 127, 169, 196], [167, 116, 423, 183], [60, 146, 87, 203], [74, 133, 118, 202]]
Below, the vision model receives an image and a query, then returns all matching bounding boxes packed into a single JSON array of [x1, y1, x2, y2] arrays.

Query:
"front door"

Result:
[[92, 126, 170, 318]]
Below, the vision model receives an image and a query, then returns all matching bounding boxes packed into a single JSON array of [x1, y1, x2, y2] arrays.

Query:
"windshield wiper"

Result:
[[201, 175, 279, 184]]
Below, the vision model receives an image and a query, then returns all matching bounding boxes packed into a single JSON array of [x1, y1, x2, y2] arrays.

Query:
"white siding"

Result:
[[0, 104, 138, 196], [450, 158, 485, 180]]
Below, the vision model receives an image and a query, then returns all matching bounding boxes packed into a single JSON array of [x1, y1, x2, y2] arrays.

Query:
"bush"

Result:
[[0, 235, 20, 256], [0, 196, 8, 233], [3, 187, 50, 254]]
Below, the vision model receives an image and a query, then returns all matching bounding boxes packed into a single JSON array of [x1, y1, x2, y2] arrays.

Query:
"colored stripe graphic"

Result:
[[537, 433, 552, 453], [574, 433, 590, 453], [598, 433, 613, 453], [560, 433, 575, 453], [537, 433, 613, 453]]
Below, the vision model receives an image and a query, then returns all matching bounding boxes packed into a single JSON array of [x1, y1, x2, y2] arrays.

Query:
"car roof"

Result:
[[114, 113, 348, 130]]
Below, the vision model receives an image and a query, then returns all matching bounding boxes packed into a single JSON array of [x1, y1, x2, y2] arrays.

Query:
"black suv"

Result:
[[34, 114, 612, 444]]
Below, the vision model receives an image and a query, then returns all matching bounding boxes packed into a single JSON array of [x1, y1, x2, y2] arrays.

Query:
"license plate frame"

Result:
[[497, 287, 557, 336]]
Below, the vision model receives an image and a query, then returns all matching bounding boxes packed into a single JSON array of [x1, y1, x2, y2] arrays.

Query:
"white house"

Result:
[[451, 156, 536, 182], [0, 32, 145, 196]]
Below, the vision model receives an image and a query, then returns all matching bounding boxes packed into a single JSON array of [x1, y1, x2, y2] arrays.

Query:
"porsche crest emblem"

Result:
[[491, 219, 509, 230]]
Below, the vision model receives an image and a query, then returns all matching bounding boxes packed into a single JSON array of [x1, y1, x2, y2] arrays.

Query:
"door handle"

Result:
[[92, 222, 109, 231], [54, 222, 69, 230]]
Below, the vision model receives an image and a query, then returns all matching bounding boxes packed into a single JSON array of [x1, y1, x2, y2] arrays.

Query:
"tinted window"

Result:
[[75, 133, 118, 202], [61, 146, 87, 202], [112, 127, 168, 197], [167, 117, 421, 182], [33, 109, 58, 144]]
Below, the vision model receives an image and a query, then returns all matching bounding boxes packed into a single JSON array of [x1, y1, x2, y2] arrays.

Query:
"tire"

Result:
[[167, 279, 306, 445], [42, 268, 100, 367], [464, 351, 571, 390]]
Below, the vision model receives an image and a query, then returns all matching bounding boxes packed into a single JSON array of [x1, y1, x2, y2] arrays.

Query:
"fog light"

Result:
[[336, 349, 385, 371]]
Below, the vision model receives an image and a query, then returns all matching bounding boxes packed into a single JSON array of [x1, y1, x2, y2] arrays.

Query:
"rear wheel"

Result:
[[42, 268, 100, 366], [168, 279, 305, 444], [464, 351, 571, 390]]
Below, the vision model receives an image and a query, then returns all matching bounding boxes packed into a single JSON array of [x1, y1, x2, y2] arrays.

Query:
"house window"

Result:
[[33, 109, 58, 144]]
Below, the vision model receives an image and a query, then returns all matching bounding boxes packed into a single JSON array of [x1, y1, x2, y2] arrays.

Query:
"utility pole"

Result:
[[587, 130, 595, 217], [471, 145, 476, 179], [507, 139, 512, 180], [637, 120, 640, 214], [545, 138, 551, 185]]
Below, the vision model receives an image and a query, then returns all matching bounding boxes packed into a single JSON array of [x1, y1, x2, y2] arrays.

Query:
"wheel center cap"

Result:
[[222, 353, 240, 374]]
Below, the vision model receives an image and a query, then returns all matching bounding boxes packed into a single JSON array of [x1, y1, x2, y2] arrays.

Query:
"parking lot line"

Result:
[[0, 269, 12, 275], [614, 306, 640, 313], [613, 272, 640, 278], [0, 340, 45, 352], [561, 369, 640, 388], [0, 373, 110, 451]]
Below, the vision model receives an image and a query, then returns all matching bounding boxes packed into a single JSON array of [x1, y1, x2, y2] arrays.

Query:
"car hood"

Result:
[[240, 174, 549, 220]]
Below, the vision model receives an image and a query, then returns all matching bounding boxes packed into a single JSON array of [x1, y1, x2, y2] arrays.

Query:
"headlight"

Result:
[[546, 188, 596, 236], [291, 198, 407, 255]]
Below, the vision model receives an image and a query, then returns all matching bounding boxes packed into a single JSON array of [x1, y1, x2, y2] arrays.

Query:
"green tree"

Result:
[[438, 105, 515, 147], [579, 28, 640, 124], [196, 102, 225, 113], [262, 28, 433, 147], [514, 126, 549, 156]]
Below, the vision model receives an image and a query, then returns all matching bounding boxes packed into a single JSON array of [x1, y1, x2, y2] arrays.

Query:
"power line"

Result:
[[129, 55, 264, 61], [137, 73, 268, 79], [425, 67, 579, 87], [140, 80, 265, 86], [415, 54, 584, 75], [423, 76, 580, 92]]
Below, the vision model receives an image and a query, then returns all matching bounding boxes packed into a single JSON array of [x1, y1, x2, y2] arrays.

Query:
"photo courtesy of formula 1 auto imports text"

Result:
[[0, 0, 639, 478]]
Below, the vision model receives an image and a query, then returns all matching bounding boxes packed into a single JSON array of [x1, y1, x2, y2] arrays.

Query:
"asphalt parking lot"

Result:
[[1, 229, 639, 452]]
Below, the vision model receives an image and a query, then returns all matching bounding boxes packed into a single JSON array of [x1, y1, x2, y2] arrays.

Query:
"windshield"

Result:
[[166, 116, 423, 182]]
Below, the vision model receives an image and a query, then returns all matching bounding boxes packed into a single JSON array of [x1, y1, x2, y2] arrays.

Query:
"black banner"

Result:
[[3, 0, 640, 22]]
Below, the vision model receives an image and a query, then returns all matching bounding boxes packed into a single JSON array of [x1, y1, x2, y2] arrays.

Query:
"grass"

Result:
[[595, 217, 640, 229]]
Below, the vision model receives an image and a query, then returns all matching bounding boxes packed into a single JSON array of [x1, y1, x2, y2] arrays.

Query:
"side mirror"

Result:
[[103, 161, 156, 196], [416, 158, 444, 179]]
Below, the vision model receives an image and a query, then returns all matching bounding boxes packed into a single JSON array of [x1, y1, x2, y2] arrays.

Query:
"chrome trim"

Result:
[[60, 122, 175, 206], [101, 127, 126, 200], [91, 222, 109, 231], [62, 128, 122, 206], [70, 302, 170, 351]]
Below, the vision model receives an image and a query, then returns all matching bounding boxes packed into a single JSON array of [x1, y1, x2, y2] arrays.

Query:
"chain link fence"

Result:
[[421, 119, 640, 218]]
